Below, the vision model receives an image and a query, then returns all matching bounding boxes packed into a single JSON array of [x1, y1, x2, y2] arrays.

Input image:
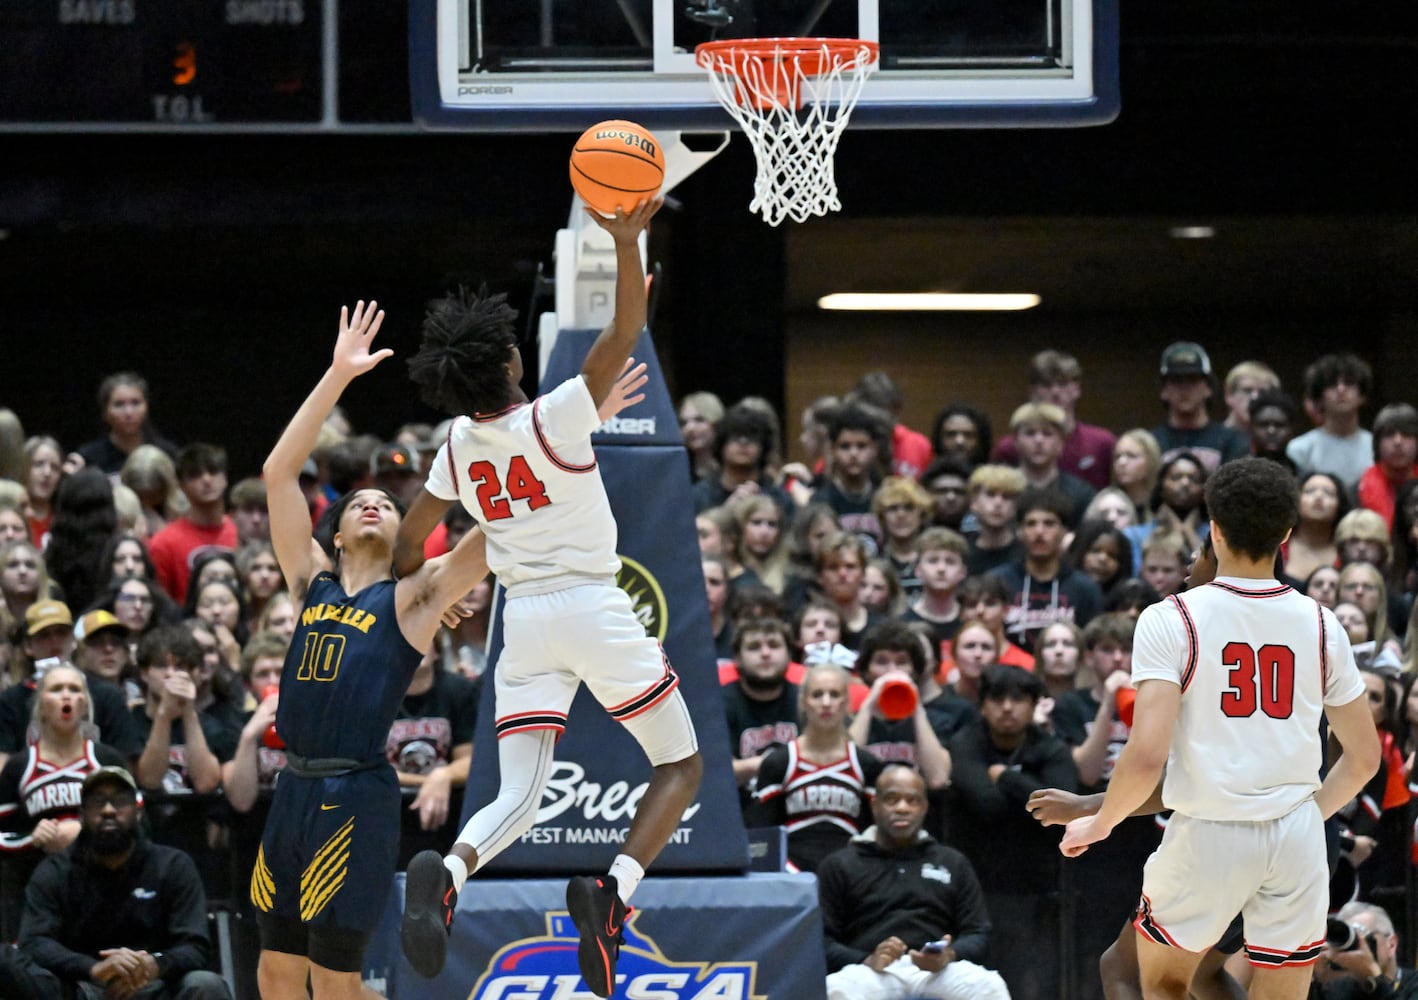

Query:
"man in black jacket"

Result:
[[816, 763, 1011, 999], [949, 664, 1077, 1000], [17, 766, 230, 999]]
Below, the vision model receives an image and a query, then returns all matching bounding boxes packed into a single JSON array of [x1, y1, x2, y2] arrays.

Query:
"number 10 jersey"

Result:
[[425, 376, 621, 598], [1131, 577, 1365, 822]]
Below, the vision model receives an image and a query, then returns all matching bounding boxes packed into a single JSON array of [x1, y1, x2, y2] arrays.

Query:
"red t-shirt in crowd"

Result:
[[993, 421, 1117, 490], [1358, 463, 1418, 532], [892, 424, 934, 480], [148, 516, 238, 604]]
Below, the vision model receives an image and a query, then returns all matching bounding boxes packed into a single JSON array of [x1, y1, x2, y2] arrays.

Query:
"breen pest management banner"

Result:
[[459, 329, 749, 874], [366, 873, 828, 1000]]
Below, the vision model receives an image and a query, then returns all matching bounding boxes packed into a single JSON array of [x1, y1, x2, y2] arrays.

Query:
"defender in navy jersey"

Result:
[[393, 198, 704, 998], [252, 300, 493, 997]]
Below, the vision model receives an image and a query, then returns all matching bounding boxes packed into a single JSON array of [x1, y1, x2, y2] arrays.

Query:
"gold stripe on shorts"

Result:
[[299, 816, 355, 921], [250, 843, 276, 913]]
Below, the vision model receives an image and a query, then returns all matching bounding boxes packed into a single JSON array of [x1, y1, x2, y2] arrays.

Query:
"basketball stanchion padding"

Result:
[[696, 38, 879, 226], [569, 119, 667, 217]]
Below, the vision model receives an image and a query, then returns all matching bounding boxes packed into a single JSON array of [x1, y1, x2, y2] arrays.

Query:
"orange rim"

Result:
[[695, 37, 880, 78]]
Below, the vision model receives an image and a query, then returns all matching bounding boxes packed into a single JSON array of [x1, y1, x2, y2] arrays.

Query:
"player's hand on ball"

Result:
[[587, 196, 664, 240]]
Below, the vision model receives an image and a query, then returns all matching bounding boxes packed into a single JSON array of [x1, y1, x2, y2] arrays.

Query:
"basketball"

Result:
[[569, 120, 666, 217]]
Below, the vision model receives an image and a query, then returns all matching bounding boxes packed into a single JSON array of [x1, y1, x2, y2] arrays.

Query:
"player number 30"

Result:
[[1219, 642, 1295, 719]]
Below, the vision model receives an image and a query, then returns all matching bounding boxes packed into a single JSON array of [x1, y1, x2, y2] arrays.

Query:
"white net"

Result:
[[697, 39, 879, 227]]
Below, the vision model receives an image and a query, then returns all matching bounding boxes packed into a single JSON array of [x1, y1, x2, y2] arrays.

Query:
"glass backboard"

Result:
[[410, 0, 1118, 131]]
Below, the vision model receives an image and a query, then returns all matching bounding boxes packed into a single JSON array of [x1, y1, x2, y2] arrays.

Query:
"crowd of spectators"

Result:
[[0, 374, 486, 997], [1, 339, 1416, 997], [701, 343, 1418, 998]]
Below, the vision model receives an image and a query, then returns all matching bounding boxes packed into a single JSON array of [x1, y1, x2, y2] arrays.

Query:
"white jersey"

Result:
[[425, 376, 620, 596], [1131, 577, 1364, 822]]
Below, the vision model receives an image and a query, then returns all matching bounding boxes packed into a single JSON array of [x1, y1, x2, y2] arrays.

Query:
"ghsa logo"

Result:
[[468, 911, 764, 999]]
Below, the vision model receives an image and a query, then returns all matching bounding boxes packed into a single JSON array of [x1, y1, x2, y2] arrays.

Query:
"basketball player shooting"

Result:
[[394, 197, 704, 999], [1058, 458, 1381, 1000]]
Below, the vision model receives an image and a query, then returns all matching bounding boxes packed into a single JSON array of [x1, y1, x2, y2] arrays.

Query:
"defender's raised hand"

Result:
[[332, 299, 392, 379], [597, 357, 650, 422]]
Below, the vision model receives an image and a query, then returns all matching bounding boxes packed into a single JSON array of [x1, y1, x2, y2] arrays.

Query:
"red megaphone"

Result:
[[261, 685, 285, 749], [879, 676, 919, 721], [1115, 686, 1137, 728]]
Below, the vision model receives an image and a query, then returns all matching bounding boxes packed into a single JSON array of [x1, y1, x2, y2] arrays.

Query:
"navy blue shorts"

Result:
[[1215, 913, 1245, 955], [250, 764, 401, 936]]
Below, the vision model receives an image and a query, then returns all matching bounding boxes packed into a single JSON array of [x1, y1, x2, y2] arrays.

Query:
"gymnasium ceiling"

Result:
[[772, 0, 1418, 316]]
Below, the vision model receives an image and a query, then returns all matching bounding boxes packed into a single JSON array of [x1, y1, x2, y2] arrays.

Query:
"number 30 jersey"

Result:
[[1131, 577, 1365, 822], [425, 375, 620, 597]]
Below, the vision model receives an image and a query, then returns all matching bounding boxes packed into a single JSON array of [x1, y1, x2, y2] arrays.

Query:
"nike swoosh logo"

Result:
[[320, 803, 341, 811]]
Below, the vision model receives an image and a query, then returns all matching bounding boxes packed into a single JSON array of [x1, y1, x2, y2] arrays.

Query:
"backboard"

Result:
[[409, 0, 1118, 131]]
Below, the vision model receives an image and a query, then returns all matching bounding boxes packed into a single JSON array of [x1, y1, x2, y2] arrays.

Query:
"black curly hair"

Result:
[[1204, 457, 1299, 562], [408, 285, 520, 416]]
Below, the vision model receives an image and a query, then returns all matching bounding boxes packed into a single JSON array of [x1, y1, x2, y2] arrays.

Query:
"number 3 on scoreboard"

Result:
[[467, 456, 552, 521]]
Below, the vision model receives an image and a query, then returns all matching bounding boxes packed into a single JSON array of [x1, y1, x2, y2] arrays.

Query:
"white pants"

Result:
[[826, 957, 1011, 1000]]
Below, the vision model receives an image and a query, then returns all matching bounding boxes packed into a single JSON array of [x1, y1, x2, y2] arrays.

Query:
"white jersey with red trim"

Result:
[[425, 376, 619, 596], [1130, 576, 1365, 822]]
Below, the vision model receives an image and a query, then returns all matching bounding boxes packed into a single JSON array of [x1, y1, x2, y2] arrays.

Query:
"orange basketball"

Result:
[[569, 120, 666, 217]]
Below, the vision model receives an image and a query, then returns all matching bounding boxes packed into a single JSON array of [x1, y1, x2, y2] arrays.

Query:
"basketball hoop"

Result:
[[696, 37, 880, 226]]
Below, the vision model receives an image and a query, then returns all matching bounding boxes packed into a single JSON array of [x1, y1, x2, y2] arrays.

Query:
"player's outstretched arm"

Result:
[[1028, 779, 1166, 827], [265, 300, 390, 597], [580, 198, 662, 407], [1314, 693, 1382, 820], [396, 525, 490, 654], [394, 488, 454, 580], [1060, 679, 1178, 857], [1027, 788, 1102, 826]]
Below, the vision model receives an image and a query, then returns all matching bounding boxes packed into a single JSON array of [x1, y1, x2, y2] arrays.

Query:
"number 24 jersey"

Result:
[[426, 376, 620, 597]]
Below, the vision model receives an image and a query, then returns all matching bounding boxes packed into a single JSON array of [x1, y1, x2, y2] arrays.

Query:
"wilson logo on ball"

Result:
[[594, 129, 658, 157], [570, 119, 666, 216]]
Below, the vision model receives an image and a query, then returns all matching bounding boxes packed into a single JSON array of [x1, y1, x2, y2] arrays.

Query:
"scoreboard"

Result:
[[0, 0, 324, 126]]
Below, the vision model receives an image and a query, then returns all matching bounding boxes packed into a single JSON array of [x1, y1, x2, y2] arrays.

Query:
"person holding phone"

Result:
[[816, 764, 1010, 999]]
